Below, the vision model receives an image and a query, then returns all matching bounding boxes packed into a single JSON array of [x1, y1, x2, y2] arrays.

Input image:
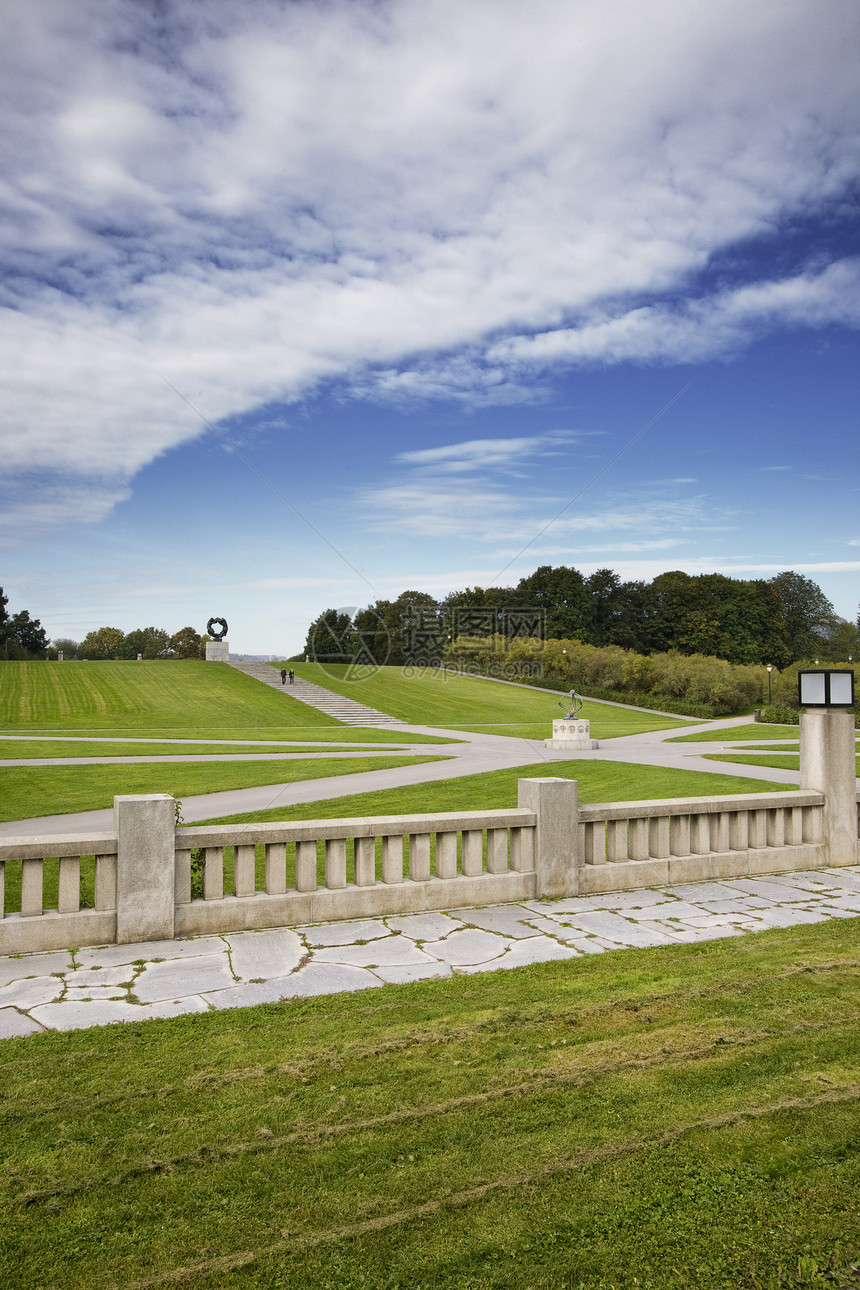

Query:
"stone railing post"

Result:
[[799, 710, 858, 867], [518, 777, 581, 898], [114, 794, 176, 943]]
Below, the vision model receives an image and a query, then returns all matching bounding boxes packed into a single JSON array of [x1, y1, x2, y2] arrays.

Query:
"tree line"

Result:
[[0, 590, 206, 660], [304, 567, 860, 669]]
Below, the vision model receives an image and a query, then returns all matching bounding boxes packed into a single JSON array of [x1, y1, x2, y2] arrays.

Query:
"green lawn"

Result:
[[706, 752, 860, 777], [0, 660, 350, 730], [0, 739, 399, 759], [667, 723, 800, 743], [198, 759, 789, 826], [0, 755, 447, 823], [281, 664, 694, 738], [3, 919, 860, 1288]]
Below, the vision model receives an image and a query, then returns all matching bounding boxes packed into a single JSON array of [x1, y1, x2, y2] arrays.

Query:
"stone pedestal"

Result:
[[205, 639, 229, 662], [544, 718, 599, 750]]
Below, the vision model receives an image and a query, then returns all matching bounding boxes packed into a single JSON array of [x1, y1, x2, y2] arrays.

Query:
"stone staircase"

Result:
[[228, 661, 407, 726]]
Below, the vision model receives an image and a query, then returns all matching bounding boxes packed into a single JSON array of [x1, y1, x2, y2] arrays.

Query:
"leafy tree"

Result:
[[304, 609, 355, 661], [51, 638, 80, 659], [80, 627, 125, 659], [514, 565, 591, 640], [0, 587, 50, 659], [169, 626, 203, 659], [769, 571, 839, 661], [121, 627, 171, 659], [585, 568, 623, 646], [353, 592, 441, 666]]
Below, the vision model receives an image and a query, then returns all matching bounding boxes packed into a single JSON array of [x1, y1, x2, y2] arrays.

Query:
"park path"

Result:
[[0, 706, 814, 835]]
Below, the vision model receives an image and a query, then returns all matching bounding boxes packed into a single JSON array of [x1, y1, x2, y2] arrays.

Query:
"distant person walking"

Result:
[[280, 668, 287, 685], [289, 668, 295, 684]]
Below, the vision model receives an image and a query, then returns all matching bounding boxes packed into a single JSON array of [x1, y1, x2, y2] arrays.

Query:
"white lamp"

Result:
[[797, 669, 854, 708]]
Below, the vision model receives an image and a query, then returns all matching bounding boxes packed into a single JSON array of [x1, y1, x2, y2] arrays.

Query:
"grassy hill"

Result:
[[0, 660, 341, 731], [280, 664, 690, 738]]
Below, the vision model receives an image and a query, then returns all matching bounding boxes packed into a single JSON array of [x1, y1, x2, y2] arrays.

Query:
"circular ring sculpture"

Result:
[[207, 617, 228, 641], [558, 689, 583, 719]]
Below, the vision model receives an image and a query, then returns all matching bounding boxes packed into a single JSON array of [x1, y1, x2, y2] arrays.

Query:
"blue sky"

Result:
[[1, 0, 859, 656]]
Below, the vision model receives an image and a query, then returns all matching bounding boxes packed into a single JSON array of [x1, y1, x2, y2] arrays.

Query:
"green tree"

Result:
[[304, 609, 355, 662], [169, 627, 203, 659], [769, 571, 839, 661], [79, 627, 125, 660], [51, 637, 80, 659], [0, 588, 50, 659], [121, 627, 171, 659], [514, 565, 592, 640]]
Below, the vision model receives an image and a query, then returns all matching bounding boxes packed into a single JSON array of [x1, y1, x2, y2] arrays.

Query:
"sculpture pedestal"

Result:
[[544, 718, 598, 750], [205, 640, 229, 662]]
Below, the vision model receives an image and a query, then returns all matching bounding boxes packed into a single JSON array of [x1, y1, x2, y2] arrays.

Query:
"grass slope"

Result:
[[198, 759, 789, 826], [3, 919, 860, 1288], [0, 660, 345, 730], [707, 752, 860, 777], [282, 664, 691, 738], [667, 723, 800, 743], [0, 756, 446, 823]]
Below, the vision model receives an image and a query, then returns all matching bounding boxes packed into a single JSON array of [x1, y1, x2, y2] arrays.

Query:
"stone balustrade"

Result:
[[174, 808, 538, 936], [1, 710, 857, 955]]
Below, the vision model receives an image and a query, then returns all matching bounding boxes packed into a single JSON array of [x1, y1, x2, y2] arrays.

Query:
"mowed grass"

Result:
[[284, 664, 693, 738], [198, 759, 789, 826], [706, 752, 860, 777], [0, 755, 448, 824], [0, 661, 443, 742], [4, 919, 860, 1288], [667, 723, 800, 743], [0, 740, 392, 759]]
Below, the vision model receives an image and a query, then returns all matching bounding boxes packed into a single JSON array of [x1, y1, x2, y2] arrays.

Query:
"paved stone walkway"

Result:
[[3, 865, 860, 1039]]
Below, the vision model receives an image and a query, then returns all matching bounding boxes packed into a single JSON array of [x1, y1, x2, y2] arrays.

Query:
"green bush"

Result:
[[445, 636, 765, 717]]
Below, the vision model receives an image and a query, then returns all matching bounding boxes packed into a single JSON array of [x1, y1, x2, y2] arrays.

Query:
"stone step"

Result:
[[228, 661, 406, 726]]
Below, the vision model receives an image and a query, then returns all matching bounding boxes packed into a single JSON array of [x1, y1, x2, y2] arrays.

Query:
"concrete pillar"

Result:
[[800, 710, 858, 867], [518, 777, 581, 899], [114, 795, 176, 943]]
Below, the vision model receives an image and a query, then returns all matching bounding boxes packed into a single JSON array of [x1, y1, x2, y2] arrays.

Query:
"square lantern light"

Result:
[[797, 669, 855, 708]]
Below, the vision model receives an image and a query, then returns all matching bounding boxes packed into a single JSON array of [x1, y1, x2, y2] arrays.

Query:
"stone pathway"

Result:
[[3, 865, 860, 1039], [229, 661, 406, 725]]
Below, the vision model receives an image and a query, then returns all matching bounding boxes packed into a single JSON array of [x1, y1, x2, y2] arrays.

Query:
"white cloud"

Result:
[[1, 0, 859, 533], [397, 432, 580, 474]]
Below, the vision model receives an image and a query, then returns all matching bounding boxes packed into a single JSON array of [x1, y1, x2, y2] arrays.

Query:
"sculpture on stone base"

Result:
[[545, 685, 599, 750], [205, 616, 230, 662]]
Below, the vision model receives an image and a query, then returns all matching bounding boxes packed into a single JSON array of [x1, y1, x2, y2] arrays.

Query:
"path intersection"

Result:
[[2, 676, 858, 1037]]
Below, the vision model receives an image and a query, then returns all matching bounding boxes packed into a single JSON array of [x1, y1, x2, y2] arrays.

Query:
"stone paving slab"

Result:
[[75, 938, 227, 969], [0, 950, 73, 988], [275, 962, 380, 997], [458, 905, 545, 939], [225, 928, 304, 980], [3, 866, 860, 1037], [134, 954, 236, 1003], [297, 920, 392, 947], [29, 996, 209, 1031], [0, 976, 63, 1009], [386, 913, 464, 941], [370, 962, 453, 984], [423, 928, 511, 966], [312, 939, 437, 969], [0, 1007, 46, 1038]]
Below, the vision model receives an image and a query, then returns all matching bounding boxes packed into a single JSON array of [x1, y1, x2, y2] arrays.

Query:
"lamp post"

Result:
[[766, 663, 773, 705]]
